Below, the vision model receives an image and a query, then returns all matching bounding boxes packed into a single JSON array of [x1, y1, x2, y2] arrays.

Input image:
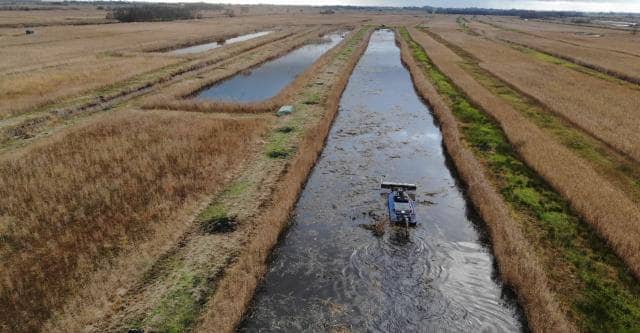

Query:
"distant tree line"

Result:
[[107, 5, 197, 22]]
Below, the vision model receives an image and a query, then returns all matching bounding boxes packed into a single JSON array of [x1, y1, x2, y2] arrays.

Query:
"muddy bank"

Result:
[[240, 29, 524, 331]]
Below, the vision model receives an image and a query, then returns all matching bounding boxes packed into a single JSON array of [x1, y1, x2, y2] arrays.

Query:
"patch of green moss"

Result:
[[223, 180, 250, 197], [336, 27, 369, 60], [401, 26, 640, 331], [265, 129, 296, 159], [198, 203, 227, 223], [197, 203, 236, 233], [422, 27, 640, 204], [455, 17, 478, 36], [144, 271, 203, 333], [303, 92, 322, 105]]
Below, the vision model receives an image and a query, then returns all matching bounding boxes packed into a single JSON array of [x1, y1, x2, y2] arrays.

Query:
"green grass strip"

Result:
[[418, 26, 640, 203], [401, 27, 640, 332], [136, 27, 371, 333]]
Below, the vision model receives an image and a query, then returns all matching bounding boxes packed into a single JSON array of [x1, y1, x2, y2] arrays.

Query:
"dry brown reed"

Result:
[[426, 17, 640, 163], [471, 19, 640, 85], [194, 27, 373, 333], [1, 19, 277, 115], [0, 28, 296, 120], [409, 24, 640, 290], [478, 15, 640, 57], [141, 28, 346, 114], [0, 110, 268, 332], [0, 7, 110, 28], [398, 28, 576, 332]]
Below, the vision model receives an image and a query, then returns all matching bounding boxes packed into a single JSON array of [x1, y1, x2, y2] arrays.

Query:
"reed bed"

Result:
[[471, 19, 640, 84], [406, 26, 640, 330], [413, 22, 640, 274], [0, 7, 111, 27], [479, 15, 640, 57], [0, 17, 286, 73], [0, 26, 296, 119], [397, 27, 574, 332], [0, 55, 181, 118], [141, 28, 346, 114], [195, 26, 372, 333], [0, 13, 369, 75], [425, 17, 640, 163], [0, 110, 267, 332], [436, 24, 640, 206]]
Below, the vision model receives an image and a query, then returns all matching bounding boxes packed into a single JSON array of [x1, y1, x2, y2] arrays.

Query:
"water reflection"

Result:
[[240, 29, 524, 332], [170, 31, 272, 55], [195, 33, 344, 103]]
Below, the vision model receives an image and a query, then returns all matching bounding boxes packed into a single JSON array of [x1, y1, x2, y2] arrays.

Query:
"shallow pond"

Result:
[[240, 29, 525, 332], [195, 33, 344, 103], [170, 31, 272, 55]]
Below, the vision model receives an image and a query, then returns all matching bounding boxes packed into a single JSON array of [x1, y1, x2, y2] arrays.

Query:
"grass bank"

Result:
[[401, 26, 640, 332], [422, 26, 640, 205], [414, 24, 640, 283], [75, 26, 373, 333], [196, 26, 372, 332], [397, 27, 572, 332]]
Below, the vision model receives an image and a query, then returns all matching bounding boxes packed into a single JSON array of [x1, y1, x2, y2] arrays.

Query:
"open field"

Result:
[[2, 4, 640, 332]]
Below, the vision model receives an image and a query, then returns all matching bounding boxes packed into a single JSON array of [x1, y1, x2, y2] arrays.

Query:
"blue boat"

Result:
[[381, 181, 418, 226]]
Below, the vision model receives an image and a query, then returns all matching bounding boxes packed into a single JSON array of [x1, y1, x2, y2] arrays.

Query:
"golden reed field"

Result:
[[1, 2, 640, 332]]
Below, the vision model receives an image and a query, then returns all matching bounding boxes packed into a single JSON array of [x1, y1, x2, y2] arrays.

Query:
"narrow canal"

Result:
[[195, 32, 344, 103], [170, 31, 272, 55], [240, 29, 524, 332]]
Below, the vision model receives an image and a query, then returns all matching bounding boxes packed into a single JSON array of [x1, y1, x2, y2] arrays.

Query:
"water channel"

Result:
[[170, 31, 272, 55], [240, 29, 525, 332], [195, 33, 344, 103]]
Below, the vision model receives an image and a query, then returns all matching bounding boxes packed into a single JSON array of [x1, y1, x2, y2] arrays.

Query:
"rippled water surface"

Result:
[[170, 31, 272, 55], [195, 33, 344, 103], [240, 29, 525, 332]]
